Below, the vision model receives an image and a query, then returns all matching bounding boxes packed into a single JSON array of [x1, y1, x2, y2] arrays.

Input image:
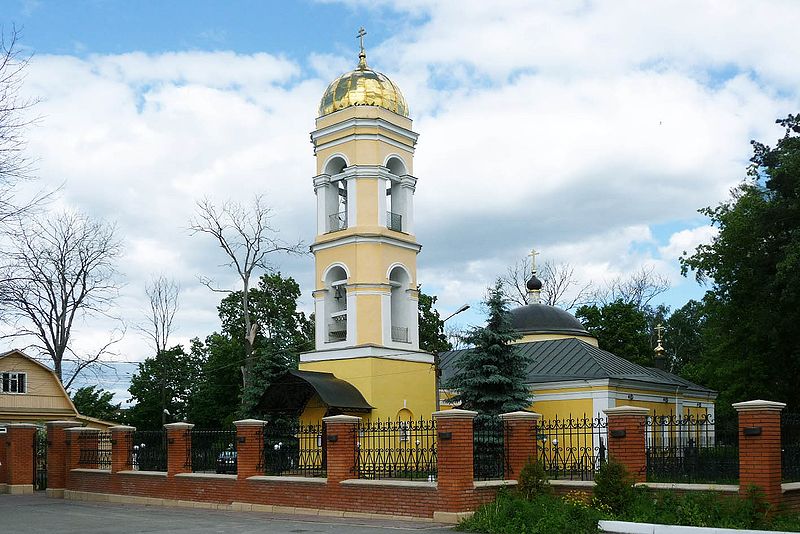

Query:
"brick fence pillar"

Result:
[[5, 423, 38, 494], [500, 411, 541, 480], [603, 406, 649, 483], [0, 423, 8, 488], [733, 399, 786, 507], [234, 419, 266, 480], [46, 420, 77, 498], [110, 425, 135, 473], [165, 422, 194, 476], [322, 415, 360, 484], [433, 409, 478, 514]]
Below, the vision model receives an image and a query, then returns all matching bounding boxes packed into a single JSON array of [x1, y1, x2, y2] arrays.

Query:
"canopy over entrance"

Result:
[[258, 369, 373, 415]]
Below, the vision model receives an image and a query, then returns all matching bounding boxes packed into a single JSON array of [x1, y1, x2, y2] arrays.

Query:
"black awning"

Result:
[[258, 369, 373, 414]]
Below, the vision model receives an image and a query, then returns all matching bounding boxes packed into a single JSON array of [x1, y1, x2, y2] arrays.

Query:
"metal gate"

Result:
[[33, 428, 47, 491]]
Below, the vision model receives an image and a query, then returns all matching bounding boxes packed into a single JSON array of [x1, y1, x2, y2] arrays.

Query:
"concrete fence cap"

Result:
[[321, 415, 362, 424], [603, 406, 651, 416], [4, 423, 41, 429], [233, 418, 267, 427], [432, 409, 478, 420], [108, 425, 136, 432], [47, 420, 80, 428], [499, 411, 542, 422], [732, 399, 787, 412], [163, 422, 195, 430]]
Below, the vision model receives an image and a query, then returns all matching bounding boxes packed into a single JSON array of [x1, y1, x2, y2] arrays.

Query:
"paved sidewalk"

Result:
[[0, 493, 454, 533]]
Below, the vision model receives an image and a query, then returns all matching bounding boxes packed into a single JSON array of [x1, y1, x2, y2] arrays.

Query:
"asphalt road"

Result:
[[0, 493, 454, 533]]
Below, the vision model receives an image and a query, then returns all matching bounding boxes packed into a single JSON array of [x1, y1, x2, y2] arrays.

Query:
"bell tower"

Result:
[[298, 32, 436, 420]]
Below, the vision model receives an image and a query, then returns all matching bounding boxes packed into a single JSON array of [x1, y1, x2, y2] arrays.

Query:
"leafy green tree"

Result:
[[71, 385, 120, 422], [185, 272, 313, 423], [125, 345, 201, 430], [418, 291, 452, 354], [662, 299, 706, 375], [446, 280, 529, 416], [576, 300, 654, 367], [681, 114, 800, 412]]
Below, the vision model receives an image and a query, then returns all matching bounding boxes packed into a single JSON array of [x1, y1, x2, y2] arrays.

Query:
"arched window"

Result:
[[389, 266, 411, 343], [324, 265, 348, 342], [385, 156, 408, 232], [323, 156, 348, 232]]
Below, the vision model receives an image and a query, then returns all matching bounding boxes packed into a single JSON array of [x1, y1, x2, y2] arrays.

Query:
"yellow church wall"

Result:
[[299, 357, 436, 422], [354, 293, 382, 344], [356, 178, 379, 227], [529, 398, 594, 422], [314, 244, 417, 289]]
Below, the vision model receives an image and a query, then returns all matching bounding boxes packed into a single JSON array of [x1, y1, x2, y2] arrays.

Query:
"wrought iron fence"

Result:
[[355, 418, 437, 481], [77, 431, 112, 470], [645, 411, 738, 484], [386, 211, 402, 231], [473, 417, 507, 481], [129, 430, 167, 472], [782, 412, 800, 482], [189, 429, 237, 474], [259, 421, 326, 477], [329, 211, 347, 232], [538, 413, 607, 481], [33, 427, 47, 490], [391, 326, 409, 343]]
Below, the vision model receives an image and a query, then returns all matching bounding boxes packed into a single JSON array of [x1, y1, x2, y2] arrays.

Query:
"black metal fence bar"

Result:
[[782, 413, 800, 482], [355, 418, 437, 481], [77, 431, 112, 470], [189, 429, 237, 474], [129, 430, 167, 472], [645, 412, 738, 484], [473, 417, 507, 481], [260, 421, 326, 477], [538, 413, 607, 481]]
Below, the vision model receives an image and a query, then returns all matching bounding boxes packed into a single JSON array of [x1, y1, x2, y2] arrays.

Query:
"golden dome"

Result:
[[318, 53, 408, 118]]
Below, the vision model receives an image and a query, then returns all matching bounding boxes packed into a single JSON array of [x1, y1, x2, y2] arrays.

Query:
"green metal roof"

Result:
[[439, 337, 715, 394]]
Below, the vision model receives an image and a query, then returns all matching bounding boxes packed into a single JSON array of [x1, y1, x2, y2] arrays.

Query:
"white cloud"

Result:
[[659, 225, 718, 262], [10, 1, 800, 400]]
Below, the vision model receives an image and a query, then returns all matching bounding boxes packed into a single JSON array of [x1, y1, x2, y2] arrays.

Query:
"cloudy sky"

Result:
[[4, 0, 799, 403]]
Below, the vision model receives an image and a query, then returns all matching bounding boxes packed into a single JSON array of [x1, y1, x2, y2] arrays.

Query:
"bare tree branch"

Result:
[[500, 256, 594, 311], [0, 210, 123, 384], [138, 275, 179, 355], [591, 265, 670, 309], [189, 195, 305, 393]]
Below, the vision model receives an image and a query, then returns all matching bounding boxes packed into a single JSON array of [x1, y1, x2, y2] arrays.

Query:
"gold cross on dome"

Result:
[[357, 27, 367, 54], [655, 323, 665, 344], [529, 248, 540, 274]]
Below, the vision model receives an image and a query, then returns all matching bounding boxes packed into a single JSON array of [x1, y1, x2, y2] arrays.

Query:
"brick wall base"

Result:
[[63, 469, 506, 521]]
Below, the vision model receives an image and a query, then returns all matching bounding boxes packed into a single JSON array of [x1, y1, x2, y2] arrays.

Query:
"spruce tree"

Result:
[[447, 280, 530, 416]]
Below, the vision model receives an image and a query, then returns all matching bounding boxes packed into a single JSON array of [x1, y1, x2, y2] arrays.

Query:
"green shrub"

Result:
[[517, 459, 551, 499], [593, 456, 635, 514], [457, 490, 602, 534]]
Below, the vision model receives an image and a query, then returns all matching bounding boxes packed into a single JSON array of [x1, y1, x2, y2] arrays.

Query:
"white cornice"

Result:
[[311, 117, 419, 146], [311, 234, 421, 253], [313, 133, 416, 154], [300, 344, 434, 364]]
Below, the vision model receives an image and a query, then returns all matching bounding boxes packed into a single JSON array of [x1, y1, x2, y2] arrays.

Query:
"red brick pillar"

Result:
[[500, 411, 541, 480], [234, 419, 266, 479], [46, 421, 77, 498], [109, 425, 135, 473], [603, 406, 649, 483], [64, 427, 88, 474], [433, 409, 477, 513], [5, 423, 38, 494], [164, 422, 194, 476], [733, 399, 786, 507], [0, 423, 8, 486], [322, 415, 361, 484]]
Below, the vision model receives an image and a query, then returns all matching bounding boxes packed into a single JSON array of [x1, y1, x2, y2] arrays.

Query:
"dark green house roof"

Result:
[[439, 337, 715, 395]]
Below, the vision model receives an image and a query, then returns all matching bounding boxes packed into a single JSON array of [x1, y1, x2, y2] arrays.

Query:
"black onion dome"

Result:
[[508, 303, 590, 337], [526, 275, 543, 291]]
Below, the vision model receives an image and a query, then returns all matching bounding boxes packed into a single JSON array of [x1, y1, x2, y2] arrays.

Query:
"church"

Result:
[[260, 34, 716, 424]]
